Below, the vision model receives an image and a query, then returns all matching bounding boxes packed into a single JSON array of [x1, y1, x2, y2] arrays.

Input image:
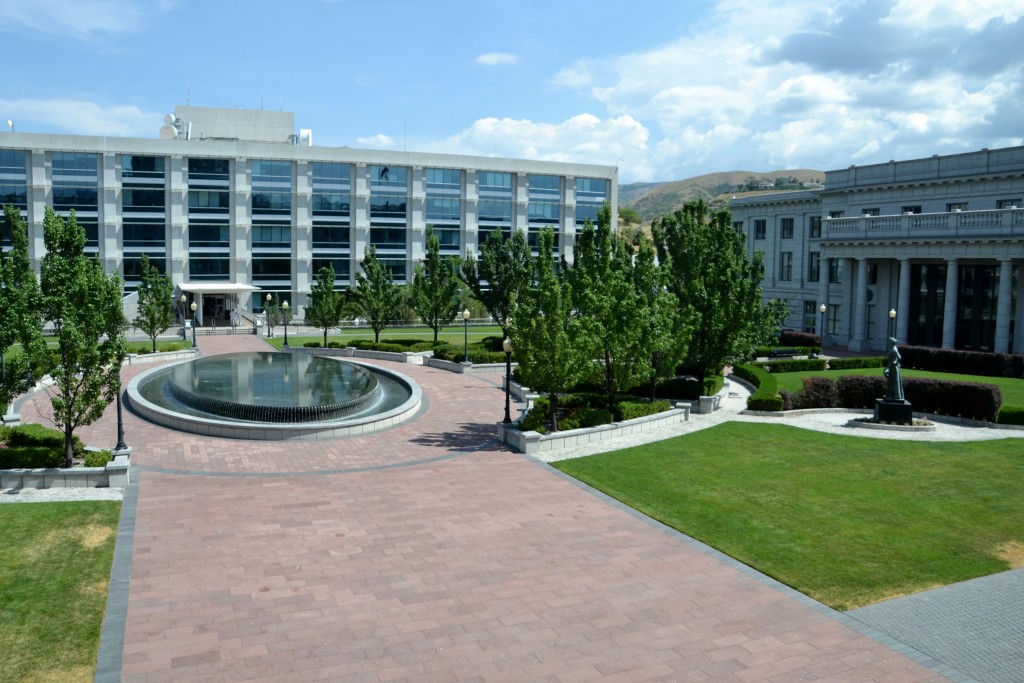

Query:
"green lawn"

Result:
[[774, 367, 1024, 408], [266, 324, 504, 350], [0, 501, 121, 682], [554, 422, 1024, 611]]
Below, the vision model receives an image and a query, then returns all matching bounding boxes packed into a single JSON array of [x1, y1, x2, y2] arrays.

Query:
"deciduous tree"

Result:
[[0, 206, 47, 411], [306, 264, 344, 346], [133, 253, 174, 353], [352, 244, 402, 344], [462, 230, 531, 338], [652, 199, 785, 387], [37, 208, 127, 466], [412, 225, 460, 343]]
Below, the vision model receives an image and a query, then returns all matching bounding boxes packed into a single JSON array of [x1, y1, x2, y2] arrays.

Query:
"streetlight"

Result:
[[190, 301, 198, 348], [502, 337, 513, 424], [819, 303, 827, 347], [179, 294, 187, 339], [282, 301, 290, 347], [113, 389, 129, 455], [462, 308, 471, 363], [889, 308, 897, 339], [266, 293, 273, 337]]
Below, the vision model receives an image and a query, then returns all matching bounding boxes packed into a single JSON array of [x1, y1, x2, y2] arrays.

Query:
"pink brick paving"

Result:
[[21, 334, 950, 681]]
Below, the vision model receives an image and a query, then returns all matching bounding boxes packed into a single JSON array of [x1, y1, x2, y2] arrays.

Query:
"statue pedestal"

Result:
[[875, 398, 914, 425]]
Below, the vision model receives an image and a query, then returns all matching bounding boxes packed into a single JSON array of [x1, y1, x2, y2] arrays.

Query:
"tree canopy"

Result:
[[462, 229, 531, 338], [412, 225, 461, 343]]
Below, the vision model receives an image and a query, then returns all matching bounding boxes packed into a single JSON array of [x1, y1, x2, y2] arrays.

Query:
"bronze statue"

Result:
[[884, 337, 904, 401]]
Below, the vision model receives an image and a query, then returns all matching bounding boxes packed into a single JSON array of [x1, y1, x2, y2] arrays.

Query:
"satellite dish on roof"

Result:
[[159, 124, 177, 140], [164, 114, 176, 125]]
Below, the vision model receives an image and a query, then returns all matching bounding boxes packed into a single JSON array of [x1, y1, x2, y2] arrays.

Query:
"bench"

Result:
[[768, 349, 801, 359]]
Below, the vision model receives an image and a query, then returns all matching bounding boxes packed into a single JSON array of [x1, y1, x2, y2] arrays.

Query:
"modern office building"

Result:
[[730, 146, 1024, 355], [0, 105, 617, 326]]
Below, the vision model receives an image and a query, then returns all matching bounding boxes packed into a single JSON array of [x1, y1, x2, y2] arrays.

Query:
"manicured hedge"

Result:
[[431, 343, 506, 364], [753, 346, 821, 358], [754, 358, 828, 373], [996, 406, 1024, 425], [821, 375, 1002, 421], [796, 376, 840, 409], [779, 331, 820, 347], [616, 400, 671, 421], [899, 345, 1024, 378], [5, 423, 84, 455], [828, 356, 885, 370], [0, 446, 63, 469], [734, 363, 783, 411]]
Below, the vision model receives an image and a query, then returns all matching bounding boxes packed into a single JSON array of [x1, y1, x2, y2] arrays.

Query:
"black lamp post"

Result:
[[502, 337, 513, 424], [282, 301, 290, 347], [889, 308, 897, 339], [113, 390, 128, 454], [462, 308, 471, 363], [190, 301, 198, 348], [179, 294, 187, 339], [266, 293, 273, 337], [819, 303, 827, 347]]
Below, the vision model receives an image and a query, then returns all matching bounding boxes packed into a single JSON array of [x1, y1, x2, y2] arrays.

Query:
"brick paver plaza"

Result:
[[20, 335, 967, 681]]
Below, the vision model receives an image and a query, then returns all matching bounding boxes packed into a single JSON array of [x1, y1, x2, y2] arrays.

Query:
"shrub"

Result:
[[0, 425, 10, 442], [996, 406, 1024, 425], [480, 335, 507, 353], [303, 341, 322, 348], [6, 424, 85, 457], [837, 375, 1003, 421], [84, 450, 113, 467], [755, 358, 827, 373], [735, 364, 783, 411], [561, 407, 614, 431], [327, 341, 344, 349], [837, 375, 885, 409], [518, 396, 549, 433], [616, 400, 670, 421], [651, 376, 704, 400], [828, 357, 885, 370], [779, 389, 798, 411], [898, 345, 1024, 378], [797, 377, 839, 409], [0, 446, 63, 469]]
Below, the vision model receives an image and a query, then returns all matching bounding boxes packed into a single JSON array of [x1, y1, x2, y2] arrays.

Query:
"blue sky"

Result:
[[1, 0, 1022, 182]]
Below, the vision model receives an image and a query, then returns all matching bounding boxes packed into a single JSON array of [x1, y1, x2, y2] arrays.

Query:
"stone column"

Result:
[[941, 258, 959, 349], [840, 257, 854, 344], [818, 256, 830, 340], [896, 258, 911, 342], [994, 259, 1014, 354], [1014, 263, 1024, 355], [848, 258, 869, 351]]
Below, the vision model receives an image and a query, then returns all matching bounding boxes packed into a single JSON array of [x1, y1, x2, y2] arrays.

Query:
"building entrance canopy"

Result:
[[176, 283, 261, 327]]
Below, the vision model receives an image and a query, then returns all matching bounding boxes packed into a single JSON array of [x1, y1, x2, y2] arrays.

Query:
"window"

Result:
[[754, 219, 767, 240], [779, 252, 793, 281], [122, 188, 164, 212], [732, 221, 743, 233], [828, 210, 844, 219], [947, 202, 968, 212], [997, 198, 1021, 209], [528, 202, 559, 224], [370, 227, 405, 249], [122, 156, 165, 178], [189, 190, 229, 212], [808, 252, 821, 283], [370, 165, 407, 190], [479, 171, 512, 195], [188, 221, 229, 247], [253, 223, 291, 248], [251, 160, 291, 183], [378, 259, 407, 281], [311, 258, 351, 281], [425, 197, 461, 223], [312, 223, 350, 248], [252, 258, 291, 280], [829, 258, 840, 284], [901, 205, 922, 214], [809, 216, 821, 238], [828, 304, 840, 335], [426, 168, 461, 190], [862, 208, 880, 216], [189, 257, 230, 280], [52, 152, 97, 177], [803, 300, 818, 333], [123, 219, 165, 247], [528, 175, 560, 198], [478, 200, 511, 222], [780, 218, 794, 239], [188, 158, 229, 182], [867, 263, 878, 286], [123, 256, 166, 280]]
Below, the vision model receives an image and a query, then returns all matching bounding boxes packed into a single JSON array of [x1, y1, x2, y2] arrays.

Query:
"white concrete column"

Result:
[[818, 256, 830, 340], [1014, 264, 1024, 355], [896, 259, 911, 342], [941, 259, 959, 349], [848, 258, 869, 351], [994, 259, 1014, 353], [840, 258, 854, 344]]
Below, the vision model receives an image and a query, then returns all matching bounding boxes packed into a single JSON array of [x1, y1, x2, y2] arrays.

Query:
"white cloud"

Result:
[[882, 0, 1024, 30], [0, 98, 158, 136], [356, 133, 395, 147], [0, 0, 176, 40], [475, 52, 520, 66]]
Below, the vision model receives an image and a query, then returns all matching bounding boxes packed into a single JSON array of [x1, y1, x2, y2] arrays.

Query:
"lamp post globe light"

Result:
[[180, 294, 188, 339], [502, 337, 513, 424], [266, 293, 273, 338], [190, 301, 198, 348], [819, 303, 827, 347], [282, 301, 290, 347], [462, 308, 471, 363], [889, 308, 897, 339]]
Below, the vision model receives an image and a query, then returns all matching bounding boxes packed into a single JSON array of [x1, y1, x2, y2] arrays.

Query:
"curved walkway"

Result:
[[13, 336, 1012, 681]]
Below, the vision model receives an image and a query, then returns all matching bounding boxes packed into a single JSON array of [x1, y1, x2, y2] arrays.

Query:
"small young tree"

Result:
[[510, 229, 596, 432], [353, 244, 402, 343], [306, 264, 344, 346], [133, 253, 174, 352], [462, 229, 531, 338], [412, 225, 461, 343], [0, 206, 47, 410], [36, 208, 127, 466]]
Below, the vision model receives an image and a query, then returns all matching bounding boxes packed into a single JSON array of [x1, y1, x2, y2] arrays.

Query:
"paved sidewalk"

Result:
[[11, 336, 1007, 680]]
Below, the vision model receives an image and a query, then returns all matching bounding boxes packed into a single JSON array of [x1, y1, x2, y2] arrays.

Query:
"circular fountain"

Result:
[[128, 352, 421, 440]]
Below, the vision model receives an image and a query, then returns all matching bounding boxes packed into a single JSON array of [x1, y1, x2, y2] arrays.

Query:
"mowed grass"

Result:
[[774, 367, 1024, 408], [554, 422, 1024, 611], [0, 502, 121, 683]]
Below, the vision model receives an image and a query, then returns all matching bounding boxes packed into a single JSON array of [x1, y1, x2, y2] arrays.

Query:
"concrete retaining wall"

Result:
[[499, 407, 690, 455], [0, 454, 130, 489]]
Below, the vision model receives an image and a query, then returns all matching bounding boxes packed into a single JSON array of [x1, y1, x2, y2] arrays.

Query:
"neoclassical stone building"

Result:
[[0, 105, 616, 325], [730, 146, 1024, 354]]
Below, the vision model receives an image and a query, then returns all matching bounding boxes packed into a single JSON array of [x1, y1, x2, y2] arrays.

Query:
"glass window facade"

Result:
[[575, 177, 607, 228], [52, 152, 99, 249], [0, 150, 28, 234]]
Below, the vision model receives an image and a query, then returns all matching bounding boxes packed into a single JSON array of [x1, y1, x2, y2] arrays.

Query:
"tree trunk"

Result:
[[151, 336, 157, 353], [549, 392, 558, 432], [323, 328, 328, 347], [64, 425, 74, 468]]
